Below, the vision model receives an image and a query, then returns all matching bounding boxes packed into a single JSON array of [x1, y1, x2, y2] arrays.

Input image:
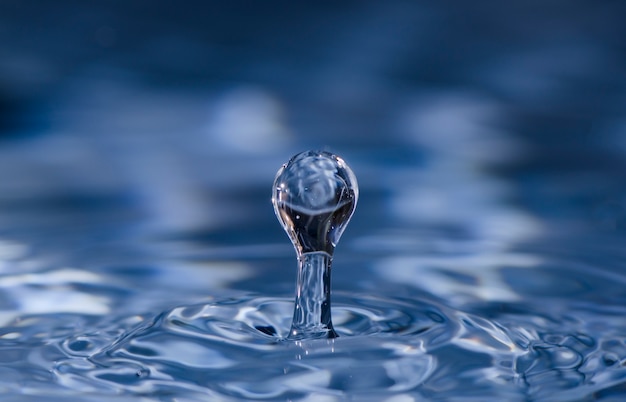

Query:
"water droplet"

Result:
[[272, 151, 358, 339], [272, 150, 358, 256]]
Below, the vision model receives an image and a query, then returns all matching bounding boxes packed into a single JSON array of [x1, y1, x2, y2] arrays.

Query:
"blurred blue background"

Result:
[[0, 0, 625, 312]]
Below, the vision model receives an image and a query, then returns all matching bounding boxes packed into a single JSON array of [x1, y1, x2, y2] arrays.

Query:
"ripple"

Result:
[[50, 292, 525, 400]]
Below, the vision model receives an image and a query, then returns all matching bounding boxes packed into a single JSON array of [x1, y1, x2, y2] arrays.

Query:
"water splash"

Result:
[[272, 150, 358, 339]]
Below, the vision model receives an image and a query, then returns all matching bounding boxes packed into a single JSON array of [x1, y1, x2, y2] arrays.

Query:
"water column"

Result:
[[272, 151, 358, 340]]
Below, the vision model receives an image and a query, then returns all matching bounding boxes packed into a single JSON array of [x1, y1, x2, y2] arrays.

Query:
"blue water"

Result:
[[1, 2, 626, 400]]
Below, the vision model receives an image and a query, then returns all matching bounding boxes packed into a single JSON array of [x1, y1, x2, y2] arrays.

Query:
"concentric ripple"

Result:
[[50, 292, 532, 400]]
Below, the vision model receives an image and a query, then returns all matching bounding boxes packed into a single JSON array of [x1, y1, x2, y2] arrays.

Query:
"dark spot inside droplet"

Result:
[[255, 325, 277, 336]]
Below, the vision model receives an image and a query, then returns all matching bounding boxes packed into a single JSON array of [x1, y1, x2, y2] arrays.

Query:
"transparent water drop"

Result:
[[272, 150, 358, 340]]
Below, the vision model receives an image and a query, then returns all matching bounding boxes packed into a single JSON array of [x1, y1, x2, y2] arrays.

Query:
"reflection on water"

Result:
[[1, 1, 626, 400]]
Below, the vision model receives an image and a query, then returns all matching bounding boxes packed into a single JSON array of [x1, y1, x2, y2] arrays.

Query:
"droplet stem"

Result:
[[288, 251, 337, 340], [272, 150, 358, 341]]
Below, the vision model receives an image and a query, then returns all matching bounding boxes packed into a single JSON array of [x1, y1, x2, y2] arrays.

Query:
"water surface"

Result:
[[1, 2, 626, 400]]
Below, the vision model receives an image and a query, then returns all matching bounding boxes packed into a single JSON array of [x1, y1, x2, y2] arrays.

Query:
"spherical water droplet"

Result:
[[272, 150, 358, 256]]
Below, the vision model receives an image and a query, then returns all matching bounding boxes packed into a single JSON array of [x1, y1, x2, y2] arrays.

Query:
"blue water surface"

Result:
[[1, 2, 626, 400]]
